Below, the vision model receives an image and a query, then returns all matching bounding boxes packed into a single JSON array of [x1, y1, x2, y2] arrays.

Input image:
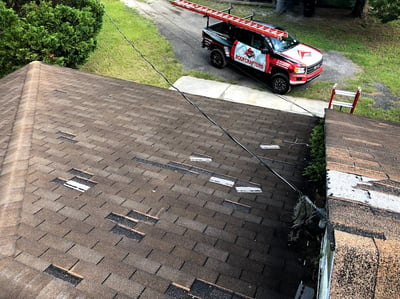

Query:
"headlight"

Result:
[[294, 66, 306, 74]]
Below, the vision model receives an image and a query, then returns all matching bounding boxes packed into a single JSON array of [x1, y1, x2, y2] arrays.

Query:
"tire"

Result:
[[210, 48, 227, 69], [271, 73, 290, 94]]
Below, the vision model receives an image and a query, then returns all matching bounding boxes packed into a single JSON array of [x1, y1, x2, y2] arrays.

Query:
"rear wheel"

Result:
[[210, 48, 227, 69], [271, 73, 290, 94]]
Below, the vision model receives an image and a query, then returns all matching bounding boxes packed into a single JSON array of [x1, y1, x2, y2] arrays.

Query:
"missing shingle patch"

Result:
[[57, 136, 78, 143], [190, 153, 212, 163], [133, 157, 199, 176], [63, 176, 97, 192], [106, 213, 137, 229], [166, 280, 249, 299], [52, 177, 66, 185], [235, 180, 263, 194], [235, 186, 262, 193], [44, 264, 82, 286], [111, 224, 144, 240], [127, 210, 158, 224], [165, 284, 196, 299], [209, 176, 235, 187], [260, 144, 280, 150], [191, 279, 248, 299], [57, 131, 77, 143], [168, 162, 215, 177], [68, 168, 93, 179], [223, 199, 251, 213]]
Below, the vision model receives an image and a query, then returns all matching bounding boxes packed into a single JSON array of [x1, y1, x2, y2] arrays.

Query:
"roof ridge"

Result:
[[0, 61, 42, 258]]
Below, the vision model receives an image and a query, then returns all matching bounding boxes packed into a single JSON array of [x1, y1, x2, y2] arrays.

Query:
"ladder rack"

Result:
[[171, 0, 288, 39]]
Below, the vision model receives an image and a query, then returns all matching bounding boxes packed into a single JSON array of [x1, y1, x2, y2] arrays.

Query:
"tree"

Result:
[[0, 1, 23, 76], [369, 0, 400, 23], [351, 0, 400, 23], [351, 0, 368, 18]]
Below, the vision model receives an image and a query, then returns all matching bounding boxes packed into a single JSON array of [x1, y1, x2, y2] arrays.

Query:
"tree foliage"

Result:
[[369, 0, 400, 23], [0, 1, 23, 76], [0, 0, 104, 77], [351, 0, 400, 23]]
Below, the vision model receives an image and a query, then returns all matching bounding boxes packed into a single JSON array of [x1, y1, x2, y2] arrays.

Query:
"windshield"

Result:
[[269, 32, 299, 52]]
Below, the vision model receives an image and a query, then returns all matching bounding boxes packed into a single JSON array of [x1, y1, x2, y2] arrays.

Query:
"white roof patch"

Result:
[[327, 170, 400, 214]]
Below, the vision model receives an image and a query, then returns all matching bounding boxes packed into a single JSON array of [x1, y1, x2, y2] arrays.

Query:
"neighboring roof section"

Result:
[[324, 109, 400, 298], [0, 62, 317, 298], [325, 109, 400, 182]]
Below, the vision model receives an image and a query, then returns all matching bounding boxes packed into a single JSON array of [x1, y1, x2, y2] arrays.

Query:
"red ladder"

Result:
[[171, 0, 288, 39], [328, 84, 362, 114]]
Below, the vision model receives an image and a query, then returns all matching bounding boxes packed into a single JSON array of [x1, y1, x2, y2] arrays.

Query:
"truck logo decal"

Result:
[[234, 42, 266, 72], [244, 48, 255, 59], [298, 50, 312, 58]]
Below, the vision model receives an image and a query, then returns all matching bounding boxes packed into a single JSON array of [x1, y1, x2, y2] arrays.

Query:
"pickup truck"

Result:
[[202, 21, 324, 94]]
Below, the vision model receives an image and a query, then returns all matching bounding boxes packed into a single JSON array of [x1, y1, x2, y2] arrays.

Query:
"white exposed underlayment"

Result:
[[327, 170, 400, 214], [189, 156, 212, 162], [260, 144, 281, 150], [64, 180, 91, 193], [209, 176, 235, 187]]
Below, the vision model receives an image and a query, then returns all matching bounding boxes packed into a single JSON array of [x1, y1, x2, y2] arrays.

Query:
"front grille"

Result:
[[306, 59, 323, 75]]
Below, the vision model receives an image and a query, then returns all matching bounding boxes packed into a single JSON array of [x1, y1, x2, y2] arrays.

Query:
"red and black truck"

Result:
[[171, 0, 323, 94]]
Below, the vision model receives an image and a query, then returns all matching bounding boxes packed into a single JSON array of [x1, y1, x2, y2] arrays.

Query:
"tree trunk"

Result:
[[351, 0, 368, 18]]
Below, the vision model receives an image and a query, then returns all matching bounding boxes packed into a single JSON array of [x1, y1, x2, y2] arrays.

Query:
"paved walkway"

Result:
[[172, 76, 328, 118]]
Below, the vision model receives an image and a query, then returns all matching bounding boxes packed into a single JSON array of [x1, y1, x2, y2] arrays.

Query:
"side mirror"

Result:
[[261, 48, 268, 54]]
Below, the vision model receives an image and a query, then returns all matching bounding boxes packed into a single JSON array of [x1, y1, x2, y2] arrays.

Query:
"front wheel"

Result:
[[210, 48, 227, 69], [271, 73, 290, 94]]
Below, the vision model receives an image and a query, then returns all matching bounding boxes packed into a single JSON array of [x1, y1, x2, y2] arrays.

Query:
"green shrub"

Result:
[[303, 120, 326, 186], [53, 0, 104, 33], [0, 0, 104, 77], [19, 1, 99, 67]]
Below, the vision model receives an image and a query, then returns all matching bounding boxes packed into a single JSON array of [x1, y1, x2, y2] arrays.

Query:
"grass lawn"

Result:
[[81, 0, 182, 88], [82, 0, 400, 122]]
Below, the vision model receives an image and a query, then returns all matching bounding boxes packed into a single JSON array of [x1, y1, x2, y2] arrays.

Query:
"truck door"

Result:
[[231, 29, 269, 73]]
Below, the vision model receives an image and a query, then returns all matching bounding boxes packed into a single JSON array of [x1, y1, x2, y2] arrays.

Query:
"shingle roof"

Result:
[[324, 109, 400, 299], [0, 62, 317, 298]]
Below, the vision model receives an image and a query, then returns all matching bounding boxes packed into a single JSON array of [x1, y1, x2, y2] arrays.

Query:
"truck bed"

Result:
[[202, 21, 234, 47]]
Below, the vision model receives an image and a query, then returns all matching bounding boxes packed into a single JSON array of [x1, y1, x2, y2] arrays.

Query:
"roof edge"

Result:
[[0, 61, 41, 257]]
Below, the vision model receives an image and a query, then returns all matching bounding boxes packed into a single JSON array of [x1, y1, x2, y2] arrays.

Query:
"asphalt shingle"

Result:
[[324, 109, 400, 298], [0, 62, 317, 298]]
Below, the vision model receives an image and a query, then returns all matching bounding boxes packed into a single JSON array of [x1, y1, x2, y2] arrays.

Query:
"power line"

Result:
[[102, 5, 316, 202]]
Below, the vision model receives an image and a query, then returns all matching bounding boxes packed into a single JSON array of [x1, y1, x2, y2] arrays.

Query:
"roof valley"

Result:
[[0, 61, 41, 258]]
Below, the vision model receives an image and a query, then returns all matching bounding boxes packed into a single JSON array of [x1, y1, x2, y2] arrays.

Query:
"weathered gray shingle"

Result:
[[325, 109, 400, 299]]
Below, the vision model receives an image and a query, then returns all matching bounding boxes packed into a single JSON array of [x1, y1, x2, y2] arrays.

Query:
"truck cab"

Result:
[[202, 22, 323, 94]]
